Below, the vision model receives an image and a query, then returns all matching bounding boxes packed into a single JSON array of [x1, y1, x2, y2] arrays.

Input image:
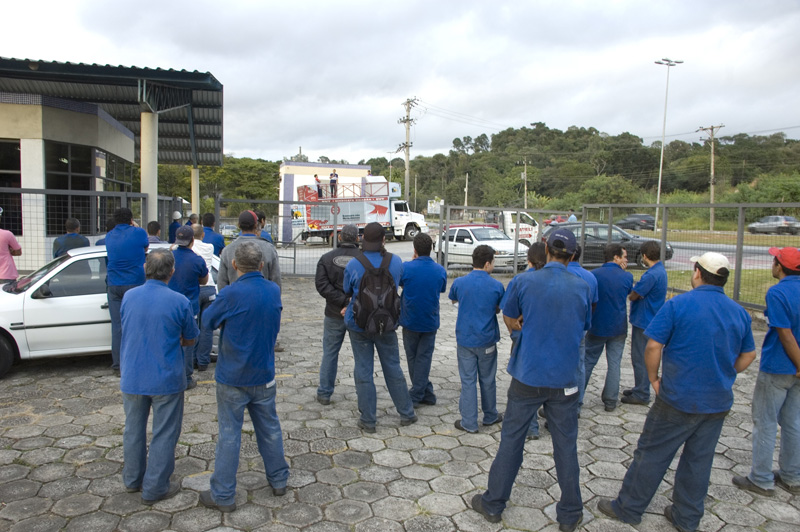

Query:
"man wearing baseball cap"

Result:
[[734, 247, 800, 496], [217, 210, 281, 291], [598, 252, 756, 531]]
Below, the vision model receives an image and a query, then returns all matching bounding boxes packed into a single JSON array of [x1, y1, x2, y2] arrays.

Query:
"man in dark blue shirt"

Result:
[[168, 211, 182, 244], [199, 241, 289, 512], [400, 232, 447, 407], [201, 213, 225, 256], [53, 218, 90, 258]]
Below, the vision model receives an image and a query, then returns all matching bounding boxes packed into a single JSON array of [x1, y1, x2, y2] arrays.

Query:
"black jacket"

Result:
[[315, 243, 360, 318]]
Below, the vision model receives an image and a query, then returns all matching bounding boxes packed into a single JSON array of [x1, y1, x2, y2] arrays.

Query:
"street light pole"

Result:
[[654, 58, 683, 231]]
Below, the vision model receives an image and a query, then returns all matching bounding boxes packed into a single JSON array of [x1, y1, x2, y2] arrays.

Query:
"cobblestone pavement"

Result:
[[0, 276, 797, 532]]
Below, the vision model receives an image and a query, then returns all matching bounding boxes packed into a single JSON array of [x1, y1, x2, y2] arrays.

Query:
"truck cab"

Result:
[[391, 200, 428, 240]]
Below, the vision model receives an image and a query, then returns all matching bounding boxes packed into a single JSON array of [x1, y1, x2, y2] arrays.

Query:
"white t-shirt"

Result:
[[193, 239, 215, 287]]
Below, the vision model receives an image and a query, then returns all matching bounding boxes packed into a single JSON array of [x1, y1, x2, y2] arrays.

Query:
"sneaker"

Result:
[[526, 433, 540, 440], [113, 368, 121, 377], [197, 365, 208, 372], [400, 416, 418, 426], [622, 389, 633, 396], [125, 485, 141, 493], [732, 475, 774, 497], [559, 515, 583, 532], [185, 379, 197, 391], [604, 404, 616, 412], [272, 486, 288, 496], [142, 481, 181, 505], [357, 420, 376, 433], [664, 504, 692, 532], [774, 471, 800, 494], [620, 395, 649, 405], [454, 420, 478, 434], [199, 489, 236, 512], [470, 493, 501, 523], [483, 412, 504, 426], [210, 355, 218, 363], [274, 342, 285, 353], [316, 395, 331, 406]]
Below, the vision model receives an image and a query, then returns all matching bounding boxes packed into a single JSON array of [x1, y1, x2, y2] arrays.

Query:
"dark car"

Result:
[[614, 214, 655, 231], [543, 222, 673, 268]]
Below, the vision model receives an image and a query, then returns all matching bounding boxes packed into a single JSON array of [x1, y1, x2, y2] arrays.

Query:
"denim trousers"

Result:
[[318, 316, 348, 399], [108, 284, 140, 369], [211, 382, 290, 505], [348, 329, 415, 428], [483, 378, 582, 526], [628, 326, 650, 401], [456, 344, 499, 432], [193, 286, 216, 367], [611, 397, 727, 530], [584, 332, 626, 408], [122, 392, 184, 500], [402, 329, 437, 405], [749, 371, 800, 489]]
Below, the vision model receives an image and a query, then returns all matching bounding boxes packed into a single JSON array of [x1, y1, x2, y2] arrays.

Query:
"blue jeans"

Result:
[[456, 344, 499, 432], [193, 286, 216, 368], [211, 382, 290, 505], [749, 371, 800, 489], [318, 316, 348, 399], [576, 333, 586, 413], [611, 397, 727, 530], [584, 332, 626, 408], [348, 329, 415, 428], [628, 326, 650, 401], [108, 284, 140, 369], [402, 329, 437, 405], [122, 392, 184, 500], [482, 378, 581, 526]]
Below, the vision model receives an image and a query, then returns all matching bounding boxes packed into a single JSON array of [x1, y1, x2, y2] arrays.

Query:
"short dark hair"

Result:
[[413, 233, 433, 257], [774, 257, 800, 277], [235, 241, 263, 273], [572, 244, 582, 262], [640, 240, 661, 262], [146, 221, 160, 236], [145, 249, 174, 282], [604, 243, 625, 263], [65, 218, 80, 232], [472, 245, 495, 269], [547, 244, 573, 262], [202, 213, 215, 227], [527, 242, 547, 270], [255, 210, 266, 223], [105, 217, 117, 232], [114, 208, 133, 225], [695, 263, 728, 286]]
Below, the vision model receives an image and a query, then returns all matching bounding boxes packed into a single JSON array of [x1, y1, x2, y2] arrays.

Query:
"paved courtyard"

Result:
[[0, 276, 797, 532]]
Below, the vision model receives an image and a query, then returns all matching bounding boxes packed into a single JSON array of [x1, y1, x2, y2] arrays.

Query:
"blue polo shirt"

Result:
[[202, 226, 225, 255], [106, 224, 149, 286], [590, 262, 633, 337], [202, 271, 281, 387], [168, 246, 208, 316], [168, 221, 181, 244], [343, 251, 403, 332], [567, 261, 599, 306], [120, 280, 198, 395], [503, 262, 592, 388], [448, 270, 505, 348], [260, 229, 274, 244], [645, 285, 755, 414], [761, 276, 800, 375], [629, 261, 667, 330], [399, 256, 447, 333], [53, 233, 90, 258]]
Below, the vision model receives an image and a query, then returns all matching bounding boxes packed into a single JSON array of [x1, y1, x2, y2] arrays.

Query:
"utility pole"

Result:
[[518, 158, 529, 209], [654, 58, 683, 231], [398, 98, 418, 203], [464, 172, 469, 208], [698, 124, 724, 231]]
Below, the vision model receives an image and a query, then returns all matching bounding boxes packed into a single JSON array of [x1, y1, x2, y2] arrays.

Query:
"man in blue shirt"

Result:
[[597, 252, 756, 532], [400, 232, 447, 407], [734, 247, 800, 496], [106, 208, 149, 374], [567, 209, 577, 223], [199, 242, 289, 512], [168, 211, 182, 244], [623, 240, 667, 406], [120, 249, 198, 505], [472, 228, 591, 531], [53, 218, 90, 258], [201, 213, 225, 256], [256, 210, 274, 244], [168, 226, 209, 390], [448, 245, 505, 434], [343, 222, 416, 433], [584, 243, 633, 412], [95, 217, 116, 246]]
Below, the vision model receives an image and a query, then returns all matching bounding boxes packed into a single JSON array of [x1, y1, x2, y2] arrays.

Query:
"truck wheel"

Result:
[[404, 225, 419, 239], [0, 335, 15, 379]]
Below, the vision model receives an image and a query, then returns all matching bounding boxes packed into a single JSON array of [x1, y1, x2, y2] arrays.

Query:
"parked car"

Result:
[[542, 222, 673, 268], [543, 215, 567, 226], [440, 225, 528, 269], [614, 214, 655, 231], [219, 224, 240, 238], [0, 244, 219, 378], [747, 215, 800, 235]]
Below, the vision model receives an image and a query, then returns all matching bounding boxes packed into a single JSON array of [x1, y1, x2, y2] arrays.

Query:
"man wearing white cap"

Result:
[[168, 211, 182, 244], [597, 252, 756, 532]]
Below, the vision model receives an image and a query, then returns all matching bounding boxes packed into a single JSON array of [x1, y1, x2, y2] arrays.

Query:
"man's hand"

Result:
[[180, 337, 196, 347], [651, 377, 661, 396], [340, 307, 346, 317]]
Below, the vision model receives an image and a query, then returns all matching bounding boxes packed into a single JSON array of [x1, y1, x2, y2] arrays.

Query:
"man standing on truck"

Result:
[[329, 169, 338, 198]]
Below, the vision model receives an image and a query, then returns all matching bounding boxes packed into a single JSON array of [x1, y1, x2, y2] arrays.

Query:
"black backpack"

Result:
[[352, 252, 401, 334]]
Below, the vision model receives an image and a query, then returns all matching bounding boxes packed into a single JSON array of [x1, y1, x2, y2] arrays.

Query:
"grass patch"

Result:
[[627, 228, 800, 247], [631, 268, 772, 308]]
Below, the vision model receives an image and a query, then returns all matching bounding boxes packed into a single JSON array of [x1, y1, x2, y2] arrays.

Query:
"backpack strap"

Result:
[[378, 252, 392, 271], [355, 251, 375, 273]]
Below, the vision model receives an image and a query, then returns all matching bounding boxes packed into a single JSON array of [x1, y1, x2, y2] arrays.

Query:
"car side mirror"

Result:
[[32, 284, 53, 299]]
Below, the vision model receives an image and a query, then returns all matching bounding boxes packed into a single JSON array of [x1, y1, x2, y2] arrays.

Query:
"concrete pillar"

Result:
[[140, 111, 159, 223], [19, 139, 47, 271], [191, 167, 200, 216]]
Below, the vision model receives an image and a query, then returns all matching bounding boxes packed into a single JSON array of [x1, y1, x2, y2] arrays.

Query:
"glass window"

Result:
[[46, 257, 107, 297], [455, 230, 471, 243], [0, 141, 21, 171]]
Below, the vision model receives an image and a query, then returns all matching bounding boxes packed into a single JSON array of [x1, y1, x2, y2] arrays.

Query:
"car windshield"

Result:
[[4, 255, 71, 294], [472, 228, 510, 241]]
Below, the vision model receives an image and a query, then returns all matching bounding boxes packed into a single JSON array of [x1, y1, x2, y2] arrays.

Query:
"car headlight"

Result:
[[495, 250, 510, 256]]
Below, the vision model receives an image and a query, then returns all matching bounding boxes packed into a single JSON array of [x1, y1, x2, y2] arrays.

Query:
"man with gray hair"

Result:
[[120, 248, 198, 504], [200, 241, 289, 512], [218, 210, 281, 290], [314, 224, 361, 404]]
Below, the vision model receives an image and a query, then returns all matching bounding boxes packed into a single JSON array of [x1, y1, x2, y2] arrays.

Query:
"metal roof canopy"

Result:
[[0, 57, 223, 166]]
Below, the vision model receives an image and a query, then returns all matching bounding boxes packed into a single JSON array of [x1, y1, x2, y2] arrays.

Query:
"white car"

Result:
[[440, 225, 529, 269], [0, 244, 219, 378]]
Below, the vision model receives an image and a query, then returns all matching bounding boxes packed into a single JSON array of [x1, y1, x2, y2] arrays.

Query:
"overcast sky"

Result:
[[4, 0, 800, 164]]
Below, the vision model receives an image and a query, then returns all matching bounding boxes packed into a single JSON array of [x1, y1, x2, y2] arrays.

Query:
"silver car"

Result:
[[747, 216, 800, 235]]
